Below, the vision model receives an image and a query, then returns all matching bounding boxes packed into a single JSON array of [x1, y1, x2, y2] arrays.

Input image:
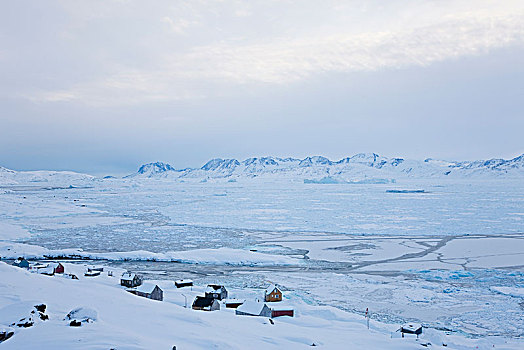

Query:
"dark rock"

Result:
[[34, 304, 46, 313], [0, 330, 14, 343], [15, 321, 33, 328]]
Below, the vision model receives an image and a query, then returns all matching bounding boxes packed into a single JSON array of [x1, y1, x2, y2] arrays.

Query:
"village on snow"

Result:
[[1, 257, 424, 345]]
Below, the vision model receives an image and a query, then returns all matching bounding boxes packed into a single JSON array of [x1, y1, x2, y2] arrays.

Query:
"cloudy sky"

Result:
[[1, 0, 523, 175]]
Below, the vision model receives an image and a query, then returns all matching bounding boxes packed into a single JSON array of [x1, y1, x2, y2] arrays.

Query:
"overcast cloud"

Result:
[[1, 0, 523, 175]]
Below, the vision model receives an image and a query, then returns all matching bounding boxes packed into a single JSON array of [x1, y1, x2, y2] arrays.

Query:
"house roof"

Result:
[[135, 283, 159, 294], [270, 304, 294, 311], [265, 284, 280, 294], [175, 279, 193, 284], [206, 285, 225, 293], [13, 259, 28, 266], [193, 297, 216, 308], [32, 263, 48, 269], [225, 299, 245, 304], [236, 300, 268, 315], [401, 323, 422, 332], [38, 266, 54, 274], [48, 262, 62, 268], [121, 272, 136, 281]]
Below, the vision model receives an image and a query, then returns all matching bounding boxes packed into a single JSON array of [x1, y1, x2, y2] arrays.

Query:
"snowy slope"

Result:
[[0, 167, 95, 186], [127, 153, 524, 181], [2, 262, 518, 349]]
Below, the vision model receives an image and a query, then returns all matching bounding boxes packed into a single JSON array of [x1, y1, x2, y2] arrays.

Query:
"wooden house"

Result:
[[85, 270, 101, 277], [271, 305, 294, 318], [205, 284, 228, 300], [13, 258, 29, 268], [192, 297, 220, 311], [225, 299, 245, 309], [264, 284, 282, 302], [49, 262, 64, 274], [38, 266, 55, 276], [235, 300, 271, 317], [87, 267, 104, 273], [128, 283, 163, 301], [175, 279, 193, 288], [400, 323, 423, 338], [31, 263, 48, 270], [121, 272, 142, 287]]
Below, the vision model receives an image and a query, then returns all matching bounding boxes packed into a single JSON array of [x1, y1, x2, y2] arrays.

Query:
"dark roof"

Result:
[[193, 297, 216, 308], [207, 284, 224, 290]]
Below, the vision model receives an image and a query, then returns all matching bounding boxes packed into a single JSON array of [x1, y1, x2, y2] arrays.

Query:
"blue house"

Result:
[[13, 258, 30, 268]]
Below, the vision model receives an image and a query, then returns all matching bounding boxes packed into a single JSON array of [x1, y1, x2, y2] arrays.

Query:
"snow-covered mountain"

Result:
[[1, 153, 521, 185], [127, 153, 524, 181], [0, 166, 95, 186], [124, 161, 182, 178]]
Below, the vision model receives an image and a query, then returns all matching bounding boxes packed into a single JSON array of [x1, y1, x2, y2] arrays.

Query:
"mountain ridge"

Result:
[[1, 153, 522, 184], [127, 153, 524, 180]]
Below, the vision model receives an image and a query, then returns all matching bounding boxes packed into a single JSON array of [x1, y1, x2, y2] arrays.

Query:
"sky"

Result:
[[1, 0, 523, 175]]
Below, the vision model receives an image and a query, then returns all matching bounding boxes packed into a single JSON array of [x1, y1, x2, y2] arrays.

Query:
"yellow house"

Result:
[[264, 284, 282, 302]]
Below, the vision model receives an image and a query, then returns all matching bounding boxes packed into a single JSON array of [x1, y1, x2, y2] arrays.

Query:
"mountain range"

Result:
[[125, 153, 524, 181], [1, 153, 522, 186]]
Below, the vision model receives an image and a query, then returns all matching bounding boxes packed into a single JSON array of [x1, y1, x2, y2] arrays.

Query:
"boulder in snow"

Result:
[[65, 307, 97, 326]]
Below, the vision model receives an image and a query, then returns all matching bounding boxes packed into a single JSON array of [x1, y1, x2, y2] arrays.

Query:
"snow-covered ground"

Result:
[[1, 169, 523, 348], [1, 262, 521, 349]]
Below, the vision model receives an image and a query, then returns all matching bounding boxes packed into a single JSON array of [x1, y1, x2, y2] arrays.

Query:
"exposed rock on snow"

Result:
[[65, 307, 97, 326], [0, 327, 14, 343], [0, 302, 49, 330]]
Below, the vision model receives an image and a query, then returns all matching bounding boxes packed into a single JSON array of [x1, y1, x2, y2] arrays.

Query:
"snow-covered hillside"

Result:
[[126, 153, 524, 181], [1, 261, 519, 349], [0, 167, 95, 186]]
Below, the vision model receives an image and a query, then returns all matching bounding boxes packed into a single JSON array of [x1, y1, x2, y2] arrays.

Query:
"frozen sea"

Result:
[[1, 177, 523, 339]]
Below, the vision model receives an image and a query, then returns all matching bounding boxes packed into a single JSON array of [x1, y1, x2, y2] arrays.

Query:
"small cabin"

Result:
[[13, 258, 30, 269], [236, 300, 271, 317], [121, 272, 142, 287], [38, 266, 55, 276], [175, 279, 193, 288], [31, 263, 48, 270], [85, 270, 101, 277], [264, 284, 282, 302], [400, 323, 423, 338], [225, 299, 245, 309], [49, 262, 64, 274], [128, 283, 163, 301], [205, 284, 228, 300], [87, 267, 104, 273], [271, 306, 294, 318], [192, 297, 220, 311]]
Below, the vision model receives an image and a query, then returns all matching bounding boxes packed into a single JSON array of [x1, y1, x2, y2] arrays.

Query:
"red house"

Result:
[[271, 307, 294, 318], [49, 262, 64, 274]]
